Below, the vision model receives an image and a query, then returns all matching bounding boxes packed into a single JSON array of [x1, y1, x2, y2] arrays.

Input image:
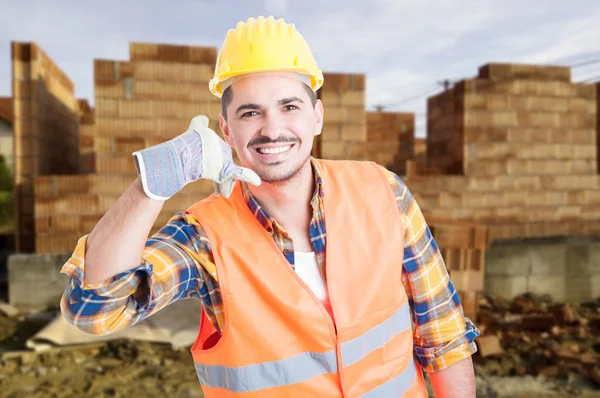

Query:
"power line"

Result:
[[578, 75, 600, 83], [376, 86, 441, 110], [543, 51, 600, 68], [569, 58, 600, 68]]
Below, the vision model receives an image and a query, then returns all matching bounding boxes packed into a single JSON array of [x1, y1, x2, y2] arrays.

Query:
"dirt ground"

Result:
[[0, 306, 599, 398]]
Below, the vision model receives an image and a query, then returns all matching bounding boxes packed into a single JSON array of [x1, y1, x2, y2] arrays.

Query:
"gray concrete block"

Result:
[[485, 242, 531, 276], [485, 236, 599, 302], [485, 275, 529, 298], [8, 253, 71, 309], [526, 274, 566, 302], [565, 236, 592, 275], [591, 273, 600, 299], [565, 275, 593, 303], [530, 243, 566, 275], [587, 242, 600, 274]]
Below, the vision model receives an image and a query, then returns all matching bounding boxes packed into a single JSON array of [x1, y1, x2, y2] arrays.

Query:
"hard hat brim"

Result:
[[210, 67, 324, 98]]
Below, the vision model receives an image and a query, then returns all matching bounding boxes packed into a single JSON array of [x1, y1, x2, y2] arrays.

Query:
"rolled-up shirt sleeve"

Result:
[[60, 212, 209, 336], [382, 167, 480, 372]]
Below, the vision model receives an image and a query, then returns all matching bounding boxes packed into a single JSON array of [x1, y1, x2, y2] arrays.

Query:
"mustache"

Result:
[[247, 136, 299, 148]]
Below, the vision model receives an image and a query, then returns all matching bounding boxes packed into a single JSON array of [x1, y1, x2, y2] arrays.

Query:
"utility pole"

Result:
[[437, 79, 452, 90]]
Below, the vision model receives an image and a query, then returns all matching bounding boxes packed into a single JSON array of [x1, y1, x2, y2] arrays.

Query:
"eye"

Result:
[[284, 104, 298, 111], [241, 111, 258, 118]]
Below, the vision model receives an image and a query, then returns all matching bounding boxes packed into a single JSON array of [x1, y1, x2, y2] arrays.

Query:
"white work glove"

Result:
[[132, 115, 261, 201]]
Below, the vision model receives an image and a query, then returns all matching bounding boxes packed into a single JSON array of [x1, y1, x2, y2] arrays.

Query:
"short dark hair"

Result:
[[221, 83, 317, 120]]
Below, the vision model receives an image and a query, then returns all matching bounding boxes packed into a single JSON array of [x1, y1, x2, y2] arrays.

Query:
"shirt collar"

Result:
[[243, 157, 325, 232]]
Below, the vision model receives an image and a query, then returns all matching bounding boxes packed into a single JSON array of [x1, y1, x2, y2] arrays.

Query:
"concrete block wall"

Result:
[[12, 42, 80, 252], [366, 111, 414, 175], [485, 236, 600, 302], [8, 253, 71, 308]]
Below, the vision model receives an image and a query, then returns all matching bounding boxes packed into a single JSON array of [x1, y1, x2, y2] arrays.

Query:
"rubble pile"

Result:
[[474, 293, 600, 388], [1, 295, 599, 397], [0, 310, 204, 398]]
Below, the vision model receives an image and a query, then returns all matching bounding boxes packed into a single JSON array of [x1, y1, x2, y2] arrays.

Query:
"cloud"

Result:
[[263, 0, 290, 16]]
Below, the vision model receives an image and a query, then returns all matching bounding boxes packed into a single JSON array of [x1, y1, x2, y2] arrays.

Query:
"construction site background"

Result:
[[0, 40, 598, 397]]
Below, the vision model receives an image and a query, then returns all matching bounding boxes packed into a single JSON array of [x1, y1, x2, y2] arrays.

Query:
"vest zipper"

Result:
[[324, 270, 349, 397], [280, 261, 348, 396], [282, 260, 349, 397]]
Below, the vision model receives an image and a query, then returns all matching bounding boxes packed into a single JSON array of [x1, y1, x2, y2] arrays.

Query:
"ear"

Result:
[[219, 113, 234, 147], [314, 99, 324, 136]]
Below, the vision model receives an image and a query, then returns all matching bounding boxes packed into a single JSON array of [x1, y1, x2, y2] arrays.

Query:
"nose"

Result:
[[260, 110, 283, 140]]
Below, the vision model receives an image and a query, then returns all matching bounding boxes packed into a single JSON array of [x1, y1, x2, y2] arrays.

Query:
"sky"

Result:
[[1, 0, 599, 137]]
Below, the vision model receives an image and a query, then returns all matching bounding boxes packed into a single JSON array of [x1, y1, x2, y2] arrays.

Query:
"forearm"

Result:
[[428, 356, 476, 398], [84, 176, 165, 284]]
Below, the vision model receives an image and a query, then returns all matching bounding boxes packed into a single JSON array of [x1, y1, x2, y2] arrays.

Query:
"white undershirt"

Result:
[[294, 251, 333, 317]]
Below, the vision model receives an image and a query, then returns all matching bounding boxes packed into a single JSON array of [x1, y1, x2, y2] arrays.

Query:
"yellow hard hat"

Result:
[[209, 16, 324, 98]]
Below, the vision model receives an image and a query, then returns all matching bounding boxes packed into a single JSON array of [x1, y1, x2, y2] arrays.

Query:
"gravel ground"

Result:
[[1, 308, 599, 397]]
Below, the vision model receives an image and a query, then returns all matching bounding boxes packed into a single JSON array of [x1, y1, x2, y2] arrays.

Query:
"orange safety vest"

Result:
[[186, 159, 428, 397]]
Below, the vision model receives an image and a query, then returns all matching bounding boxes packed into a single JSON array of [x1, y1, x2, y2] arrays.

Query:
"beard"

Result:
[[254, 150, 312, 185]]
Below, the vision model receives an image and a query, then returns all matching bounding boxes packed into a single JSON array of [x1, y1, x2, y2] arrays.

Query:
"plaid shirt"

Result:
[[60, 158, 479, 372]]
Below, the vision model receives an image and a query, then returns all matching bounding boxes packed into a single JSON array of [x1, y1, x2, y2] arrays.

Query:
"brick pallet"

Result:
[[12, 41, 600, 252], [33, 174, 215, 253], [410, 62, 599, 241], [93, 43, 221, 177], [366, 111, 414, 175], [317, 73, 367, 160], [78, 99, 95, 174], [429, 221, 490, 321], [12, 42, 80, 252], [14, 42, 222, 253]]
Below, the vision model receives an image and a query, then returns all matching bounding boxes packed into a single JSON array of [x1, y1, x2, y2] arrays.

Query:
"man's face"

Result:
[[219, 73, 323, 184]]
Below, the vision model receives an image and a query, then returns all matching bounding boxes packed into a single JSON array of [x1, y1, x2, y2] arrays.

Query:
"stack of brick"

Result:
[[409, 63, 599, 241], [31, 42, 218, 253], [366, 111, 414, 175], [0, 97, 14, 173], [430, 221, 490, 321], [414, 137, 426, 157], [413, 137, 427, 170], [0, 97, 12, 123], [78, 99, 95, 174], [426, 87, 463, 174], [463, 64, 595, 177], [12, 42, 80, 252], [317, 73, 367, 160], [33, 174, 215, 253], [93, 43, 221, 176]]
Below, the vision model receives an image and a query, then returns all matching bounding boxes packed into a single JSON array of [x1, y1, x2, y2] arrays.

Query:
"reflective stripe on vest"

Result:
[[362, 359, 417, 397], [194, 302, 412, 393]]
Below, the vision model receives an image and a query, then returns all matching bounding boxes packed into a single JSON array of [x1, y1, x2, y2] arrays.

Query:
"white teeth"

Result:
[[257, 145, 292, 155]]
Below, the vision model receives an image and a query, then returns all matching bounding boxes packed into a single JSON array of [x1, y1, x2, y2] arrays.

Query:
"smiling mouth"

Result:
[[255, 145, 294, 155]]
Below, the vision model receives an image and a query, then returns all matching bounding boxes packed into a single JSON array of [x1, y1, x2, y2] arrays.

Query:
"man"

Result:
[[61, 16, 479, 397]]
